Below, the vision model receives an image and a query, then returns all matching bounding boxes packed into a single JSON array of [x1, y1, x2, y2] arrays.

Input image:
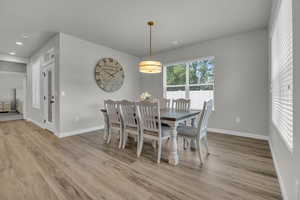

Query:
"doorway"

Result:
[[42, 60, 56, 132]]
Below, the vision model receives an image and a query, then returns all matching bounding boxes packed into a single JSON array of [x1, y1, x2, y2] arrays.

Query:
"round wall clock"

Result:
[[95, 58, 125, 92]]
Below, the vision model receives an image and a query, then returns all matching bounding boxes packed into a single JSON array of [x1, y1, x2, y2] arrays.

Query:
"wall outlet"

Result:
[[235, 116, 241, 124]]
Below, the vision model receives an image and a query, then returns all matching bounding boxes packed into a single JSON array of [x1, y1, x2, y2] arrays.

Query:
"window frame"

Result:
[[163, 56, 215, 110]]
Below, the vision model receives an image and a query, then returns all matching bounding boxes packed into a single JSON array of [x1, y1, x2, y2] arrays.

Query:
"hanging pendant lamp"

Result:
[[139, 21, 162, 73]]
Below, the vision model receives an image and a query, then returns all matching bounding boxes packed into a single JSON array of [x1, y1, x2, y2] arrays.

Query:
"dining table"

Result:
[[100, 108, 202, 166]]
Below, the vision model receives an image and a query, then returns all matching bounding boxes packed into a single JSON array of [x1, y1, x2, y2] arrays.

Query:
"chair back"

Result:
[[157, 98, 171, 109], [104, 100, 121, 125], [197, 100, 213, 138], [172, 98, 190, 111], [136, 101, 161, 135], [119, 100, 138, 128]]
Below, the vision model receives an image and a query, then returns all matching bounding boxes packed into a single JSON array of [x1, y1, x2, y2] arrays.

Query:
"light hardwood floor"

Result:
[[0, 120, 282, 200]]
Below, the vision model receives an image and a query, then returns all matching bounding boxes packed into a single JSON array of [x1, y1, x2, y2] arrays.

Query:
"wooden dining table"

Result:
[[100, 108, 201, 166]]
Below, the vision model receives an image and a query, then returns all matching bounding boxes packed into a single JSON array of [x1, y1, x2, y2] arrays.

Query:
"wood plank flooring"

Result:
[[0, 120, 282, 200]]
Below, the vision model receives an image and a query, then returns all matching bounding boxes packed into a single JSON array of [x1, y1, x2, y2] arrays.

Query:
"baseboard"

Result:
[[268, 140, 288, 200], [25, 117, 44, 129], [208, 128, 269, 141], [59, 125, 104, 138]]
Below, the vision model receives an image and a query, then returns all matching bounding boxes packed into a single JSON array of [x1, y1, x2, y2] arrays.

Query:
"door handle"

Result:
[[50, 100, 55, 104]]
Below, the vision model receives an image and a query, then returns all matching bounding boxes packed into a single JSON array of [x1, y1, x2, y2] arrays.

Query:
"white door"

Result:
[[43, 62, 56, 132]]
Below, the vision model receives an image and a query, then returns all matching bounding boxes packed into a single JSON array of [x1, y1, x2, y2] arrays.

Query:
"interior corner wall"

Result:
[[58, 33, 141, 135], [26, 34, 60, 133], [140, 29, 269, 136]]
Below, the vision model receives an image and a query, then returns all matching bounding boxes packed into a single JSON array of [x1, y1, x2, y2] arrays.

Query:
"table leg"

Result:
[[190, 118, 197, 151], [168, 125, 179, 165]]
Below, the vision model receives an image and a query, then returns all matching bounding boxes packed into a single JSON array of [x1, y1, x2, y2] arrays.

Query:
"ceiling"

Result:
[[0, 0, 272, 58]]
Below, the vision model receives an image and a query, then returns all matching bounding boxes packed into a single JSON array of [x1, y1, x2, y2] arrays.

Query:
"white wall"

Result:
[[59, 33, 140, 135], [26, 34, 60, 131], [141, 29, 269, 136]]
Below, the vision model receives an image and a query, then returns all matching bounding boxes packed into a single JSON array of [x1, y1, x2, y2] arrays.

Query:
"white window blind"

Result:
[[271, 0, 293, 149], [32, 59, 41, 109]]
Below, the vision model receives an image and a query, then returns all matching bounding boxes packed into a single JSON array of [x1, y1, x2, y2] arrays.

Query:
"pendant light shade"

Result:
[[139, 21, 162, 73]]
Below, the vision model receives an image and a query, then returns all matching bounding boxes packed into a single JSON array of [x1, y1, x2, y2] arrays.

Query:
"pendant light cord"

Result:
[[149, 23, 152, 56], [148, 21, 154, 57]]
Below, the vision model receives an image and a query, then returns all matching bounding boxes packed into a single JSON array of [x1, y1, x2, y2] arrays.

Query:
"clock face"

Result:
[[95, 58, 125, 92]]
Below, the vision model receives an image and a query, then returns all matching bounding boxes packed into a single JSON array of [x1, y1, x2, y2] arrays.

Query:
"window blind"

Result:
[[271, 0, 293, 149]]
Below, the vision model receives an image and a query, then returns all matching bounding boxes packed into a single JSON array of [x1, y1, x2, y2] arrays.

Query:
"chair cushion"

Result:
[[111, 123, 122, 129], [177, 125, 197, 137], [124, 126, 139, 134], [144, 125, 171, 137]]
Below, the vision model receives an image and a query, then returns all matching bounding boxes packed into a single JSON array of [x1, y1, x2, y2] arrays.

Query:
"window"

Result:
[[164, 57, 215, 109], [271, 0, 293, 149], [32, 58, 41, 109]]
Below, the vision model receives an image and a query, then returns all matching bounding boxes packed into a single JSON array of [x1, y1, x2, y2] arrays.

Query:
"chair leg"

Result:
[[122, 131, 128, 149], [183, 137, 187, 150], [106, 130, 112, 144], [136, 135, 139, 157], [204, 136, 210, 156], [157, 140, 162, 164], [196, 139, 204, 167], [137, 135, 144, 157], [118, 130, 122, 149], [152, 140, 157, 149]]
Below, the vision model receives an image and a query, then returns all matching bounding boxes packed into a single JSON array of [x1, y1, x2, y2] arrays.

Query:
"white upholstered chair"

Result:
[[119, 100, 140, 153], [136, 101, 171, 163], [177, 100, 213, 167], [104, 100, 123, 148]]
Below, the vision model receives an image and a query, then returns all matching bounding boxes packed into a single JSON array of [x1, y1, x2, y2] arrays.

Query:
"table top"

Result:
[[101, 108, 201, 122]]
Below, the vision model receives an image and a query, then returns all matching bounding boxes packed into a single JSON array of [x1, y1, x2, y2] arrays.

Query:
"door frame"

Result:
[[42, 59, 56, 133]]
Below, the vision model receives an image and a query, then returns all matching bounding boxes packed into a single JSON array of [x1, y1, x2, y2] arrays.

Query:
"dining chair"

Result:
[[172, 98, 191, 111], [177, 99, 213, 167], [104, 100, 123, 148], [136, 101, 171, 163], [158, 98, 171, 109], [119, 100, 140, 154]]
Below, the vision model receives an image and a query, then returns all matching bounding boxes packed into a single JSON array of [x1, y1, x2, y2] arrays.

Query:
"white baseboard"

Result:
[[58, 125, 104, 138], [268, 140, 288, 200], [208, 128, 269, 141], [25, 118, 44, 129]]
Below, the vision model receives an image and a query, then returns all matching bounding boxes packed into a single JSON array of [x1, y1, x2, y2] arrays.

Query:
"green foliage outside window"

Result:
[[166, 64, 186, 85], [189, 59, 215, 85], [166, 58, 215, 87]]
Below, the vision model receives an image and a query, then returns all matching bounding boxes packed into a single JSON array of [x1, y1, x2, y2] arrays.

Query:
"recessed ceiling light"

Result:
[[16, 41, 23, 46], [9, 52, 16, 55]]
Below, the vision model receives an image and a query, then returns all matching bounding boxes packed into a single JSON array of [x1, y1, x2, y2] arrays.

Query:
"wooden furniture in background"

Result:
[[0, 101, 11, 112], [136, 101, 171, 163], [177, 100, 213, 166], [101, 107, 201, 165], [157, 98, 171, 109], [119, 100, 140, 151], [104, 100, 123, 148], [172, 98, 190, 111]]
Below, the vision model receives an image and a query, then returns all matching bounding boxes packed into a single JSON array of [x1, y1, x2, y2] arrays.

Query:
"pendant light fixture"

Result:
[[139, 21, 162, 73]]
